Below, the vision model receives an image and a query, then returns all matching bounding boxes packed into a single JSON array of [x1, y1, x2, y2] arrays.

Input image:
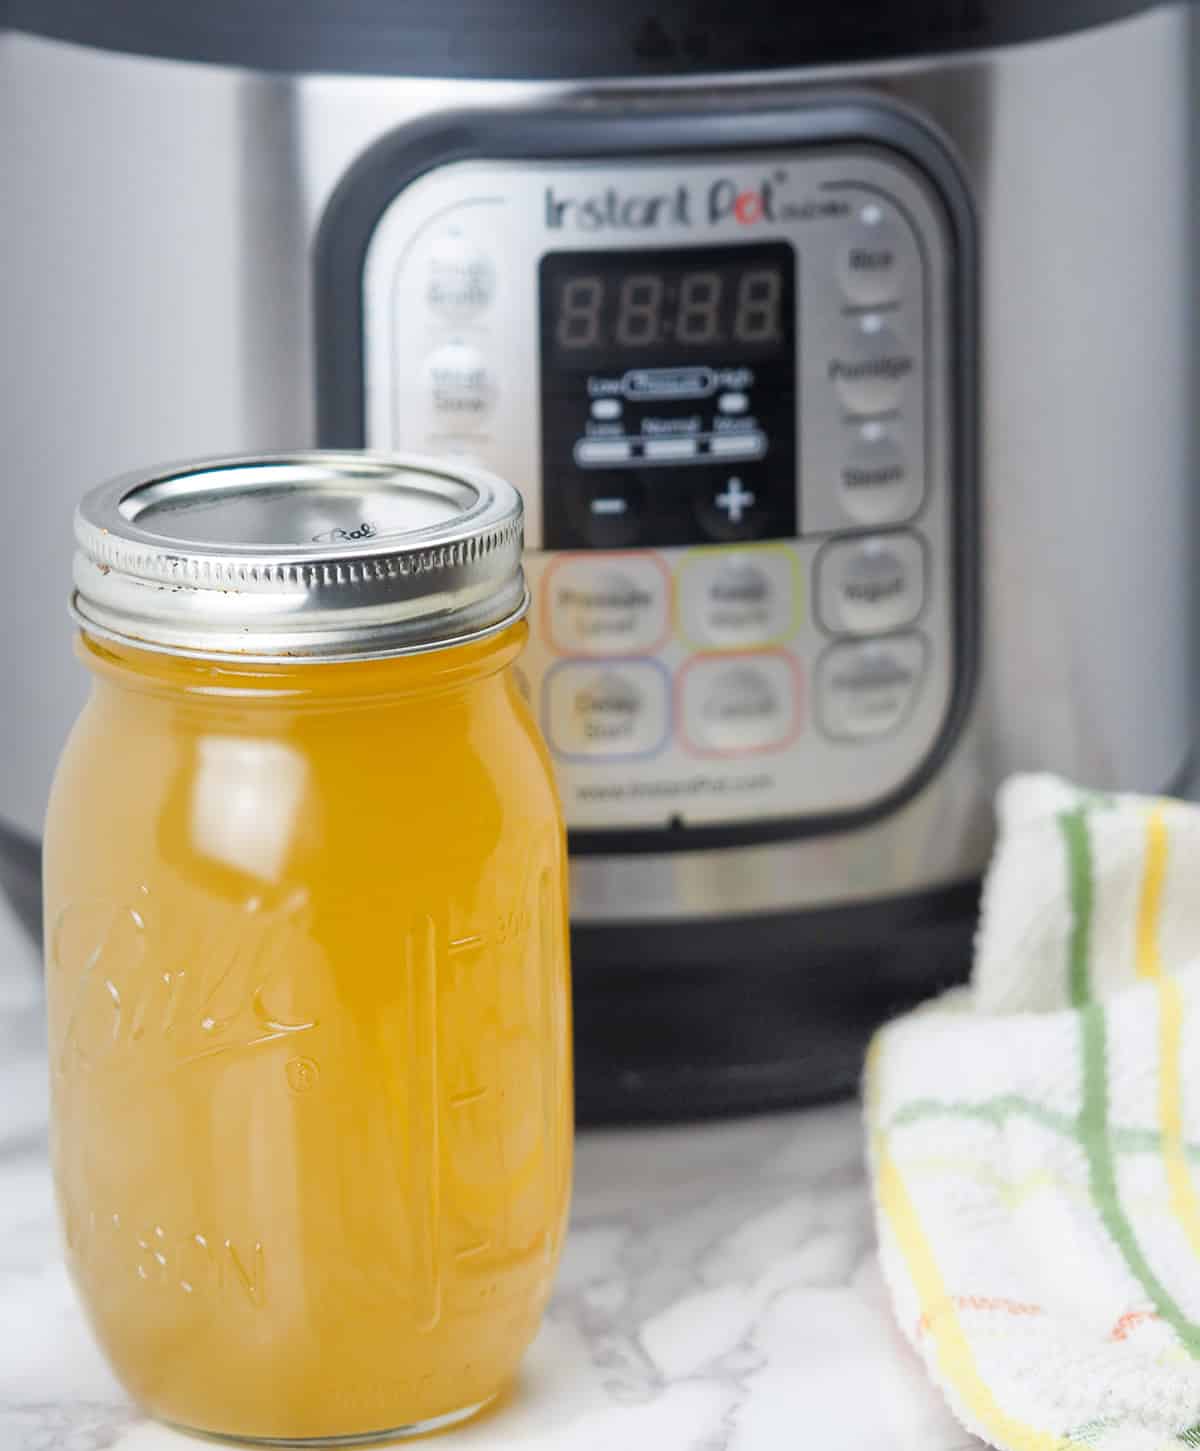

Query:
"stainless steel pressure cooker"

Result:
[[2, 0, 1196, 1118]]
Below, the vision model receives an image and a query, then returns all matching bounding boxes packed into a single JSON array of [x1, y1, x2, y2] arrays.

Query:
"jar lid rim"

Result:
[[72, 451, 527, 662]]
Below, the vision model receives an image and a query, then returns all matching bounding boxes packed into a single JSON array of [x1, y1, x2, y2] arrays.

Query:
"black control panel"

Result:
[[539, 242, 797, 550]]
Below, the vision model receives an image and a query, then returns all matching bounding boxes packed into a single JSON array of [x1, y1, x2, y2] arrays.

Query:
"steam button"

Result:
[[841, 422, 919, 524]]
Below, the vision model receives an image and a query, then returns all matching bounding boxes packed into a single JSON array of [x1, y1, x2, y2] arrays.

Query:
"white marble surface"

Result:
[[0, 901, 973, 1451]]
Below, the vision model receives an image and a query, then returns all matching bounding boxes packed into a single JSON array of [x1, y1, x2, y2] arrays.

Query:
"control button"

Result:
[[425, 231, 495, 320], [424, 342, 493, 423], [591, 398, 623, 422], [837, 204, 907, 308], [818, 533, 925, 636], [576, 438, 633, 467], [817, 635, 926, 740], [709, 431, 766, 460], [643, 437, 698, 462], [545, 661, 669, 760], [718, 391, 750, 415], [677, 548, 799, 649], [841, 422, 919, 524], [569, 475, 646, 549], [543, 554, 670, 656], [829, 317, 914, 416], [679, 654, 801, 756], [694, 469, 770, 542]]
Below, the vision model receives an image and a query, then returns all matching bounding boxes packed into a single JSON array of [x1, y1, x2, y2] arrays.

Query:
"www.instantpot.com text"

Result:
[[577, 772, 773, 803]]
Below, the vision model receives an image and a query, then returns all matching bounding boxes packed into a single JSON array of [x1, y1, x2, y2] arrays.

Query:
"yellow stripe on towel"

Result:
[[1135, 807, 1200, 1263], [867, 1043, 1071, 1451]]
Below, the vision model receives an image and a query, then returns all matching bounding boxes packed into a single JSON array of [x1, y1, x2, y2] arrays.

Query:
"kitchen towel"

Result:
[[867, 775, 1200, 1451]]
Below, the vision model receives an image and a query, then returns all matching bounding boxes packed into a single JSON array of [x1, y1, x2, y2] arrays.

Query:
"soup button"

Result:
[[544, 661, 669, 760], [679, 655, 801, 756], [678, 548, 799, 649]]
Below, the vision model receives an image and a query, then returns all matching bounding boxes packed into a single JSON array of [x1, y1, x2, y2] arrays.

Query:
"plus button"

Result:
[[715, 476, 756, 524]]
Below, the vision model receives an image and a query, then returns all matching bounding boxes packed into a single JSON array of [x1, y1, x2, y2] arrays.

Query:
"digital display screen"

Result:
[[541, 244, 795, 366]]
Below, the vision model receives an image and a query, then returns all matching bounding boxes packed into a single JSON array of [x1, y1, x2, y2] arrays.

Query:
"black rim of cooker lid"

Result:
[[2, 0, 1174, 80]]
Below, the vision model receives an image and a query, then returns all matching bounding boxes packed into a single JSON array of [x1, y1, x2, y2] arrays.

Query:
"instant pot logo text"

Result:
[[545, 173, 784, 231]]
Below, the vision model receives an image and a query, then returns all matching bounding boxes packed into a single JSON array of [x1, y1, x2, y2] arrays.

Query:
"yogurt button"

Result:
[[818, 533, 924, 636]]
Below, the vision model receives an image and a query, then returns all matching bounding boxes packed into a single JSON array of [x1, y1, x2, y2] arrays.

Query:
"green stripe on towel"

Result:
[[1061, 807, 1200, 1358]]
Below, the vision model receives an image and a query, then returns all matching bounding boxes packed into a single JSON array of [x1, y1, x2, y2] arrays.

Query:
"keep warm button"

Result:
[[817, 635, 926, 740], [544, 660, 670, 761]]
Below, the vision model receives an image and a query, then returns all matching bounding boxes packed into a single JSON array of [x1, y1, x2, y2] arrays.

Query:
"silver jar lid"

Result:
[[72, 452, 527, 662]]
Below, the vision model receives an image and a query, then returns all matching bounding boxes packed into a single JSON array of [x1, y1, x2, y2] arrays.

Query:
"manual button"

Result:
[[817, 635, 926, 740], [817, 532, 925, 636], [544, 660, 669, 760]]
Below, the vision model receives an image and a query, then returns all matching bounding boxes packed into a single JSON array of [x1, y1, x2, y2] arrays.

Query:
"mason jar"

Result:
[[44, 454, 572, 1445]]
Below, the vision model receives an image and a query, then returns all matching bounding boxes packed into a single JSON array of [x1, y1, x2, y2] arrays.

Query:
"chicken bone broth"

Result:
[[45, 454, 572, 1444]]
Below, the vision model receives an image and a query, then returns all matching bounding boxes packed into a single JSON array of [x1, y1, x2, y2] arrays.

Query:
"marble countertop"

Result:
[[0, 902, 974, 1451]]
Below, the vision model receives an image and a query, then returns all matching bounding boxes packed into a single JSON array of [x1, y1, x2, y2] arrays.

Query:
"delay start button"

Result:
[[817, 634, 926, 740], [543, 554, 670, 656], [544, 660, 670, 760]]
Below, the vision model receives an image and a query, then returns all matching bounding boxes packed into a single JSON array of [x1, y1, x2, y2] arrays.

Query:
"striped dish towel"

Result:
[[867, 775, 1200, 1451]]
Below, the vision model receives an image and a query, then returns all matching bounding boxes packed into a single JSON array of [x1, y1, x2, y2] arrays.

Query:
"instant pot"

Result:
[[2, 0, 1196, 1119]]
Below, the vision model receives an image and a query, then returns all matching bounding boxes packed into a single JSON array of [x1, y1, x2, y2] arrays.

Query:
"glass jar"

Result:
[[44, 454, 572, 1445]]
